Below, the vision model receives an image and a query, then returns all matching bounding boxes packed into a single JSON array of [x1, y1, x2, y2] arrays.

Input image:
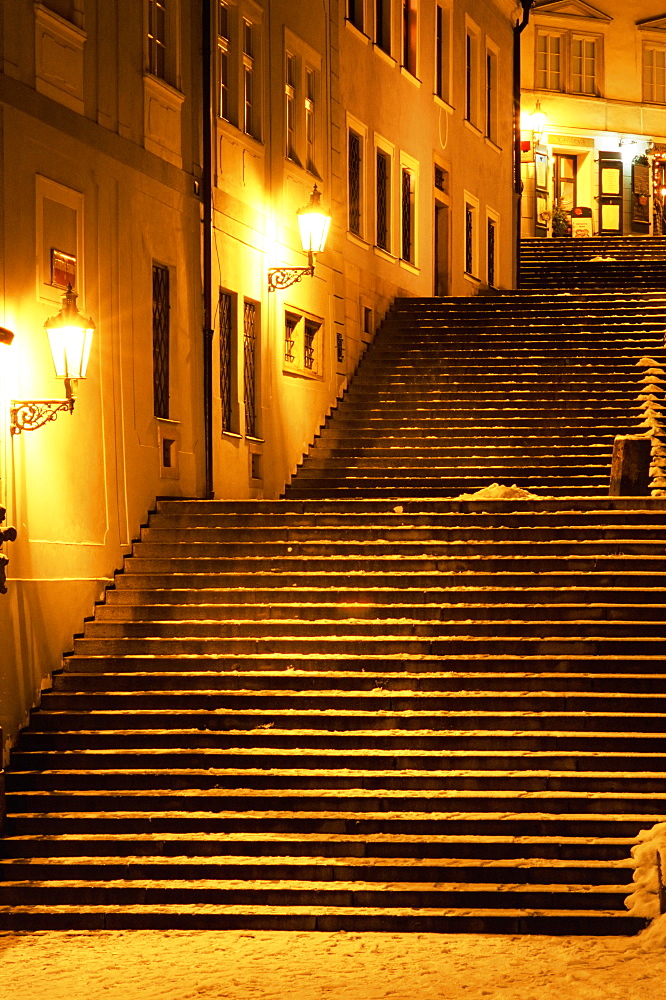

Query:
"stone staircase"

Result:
[[1, 237, 666, 933]]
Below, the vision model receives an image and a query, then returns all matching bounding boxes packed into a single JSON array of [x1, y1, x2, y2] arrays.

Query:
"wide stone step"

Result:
[[23, 705, 666, 733], [7, 767, 666, 795], [50, 670, 666, 695], [0, 828, 638, 861], [0, 903, 645, 935]]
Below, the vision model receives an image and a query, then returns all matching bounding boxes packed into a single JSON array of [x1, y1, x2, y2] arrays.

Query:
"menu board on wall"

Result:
[[632, 162, 650, 224]]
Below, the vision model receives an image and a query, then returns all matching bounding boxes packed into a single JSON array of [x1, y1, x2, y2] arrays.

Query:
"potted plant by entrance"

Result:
[[551, 200, 570, 237]]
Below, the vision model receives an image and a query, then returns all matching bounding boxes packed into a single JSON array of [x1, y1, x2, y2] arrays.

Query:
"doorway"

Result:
[[554, 154, 577, 212]]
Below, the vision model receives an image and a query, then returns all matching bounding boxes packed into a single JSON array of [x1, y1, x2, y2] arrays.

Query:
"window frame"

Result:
[[282, 308, 324, 379], [374, 135, 395, 255], [347, 115, 368, 242], [644, 41, 666, 105]]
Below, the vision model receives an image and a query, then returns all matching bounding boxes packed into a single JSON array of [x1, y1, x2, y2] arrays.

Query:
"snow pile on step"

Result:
[[456, 483, 541, 500], [589, 256, 618, 262], [625, 821, 666, 921], [636, 359, 666, 494]]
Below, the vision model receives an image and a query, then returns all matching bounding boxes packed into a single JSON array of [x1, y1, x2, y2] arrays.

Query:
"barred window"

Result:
[[304, 320, 319, 370], [152, 263, 170, 419], [376, 150, 390, 251], [465, 204, 474, 275], [401, 168, 413, 263], [243, 300, 257, 437], [349, 130, 362, 235], [487, 218, 496, 288], [219, 290, 233, 432], [284, 312, 298, 364]]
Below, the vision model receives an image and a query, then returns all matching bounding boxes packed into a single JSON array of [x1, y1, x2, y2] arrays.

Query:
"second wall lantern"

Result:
[[10, 285, 95, 435]]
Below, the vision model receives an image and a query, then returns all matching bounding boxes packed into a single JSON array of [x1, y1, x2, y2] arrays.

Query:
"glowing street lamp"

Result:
[[10, 285, 95, 435], [268, 185, 331, 291]]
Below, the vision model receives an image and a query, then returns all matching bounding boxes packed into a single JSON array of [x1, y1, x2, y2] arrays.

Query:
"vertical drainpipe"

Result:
[[202, 0, 214, 498], [514, 1, 534, 290]]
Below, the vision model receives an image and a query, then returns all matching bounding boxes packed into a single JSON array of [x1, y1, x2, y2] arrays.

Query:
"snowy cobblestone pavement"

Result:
[[2, 929, 666, 1000]]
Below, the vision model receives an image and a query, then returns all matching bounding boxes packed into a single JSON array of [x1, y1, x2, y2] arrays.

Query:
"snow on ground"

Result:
[[1, 928, 666, 1000]]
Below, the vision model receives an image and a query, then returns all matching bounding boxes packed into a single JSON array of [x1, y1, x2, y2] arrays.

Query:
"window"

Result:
[[284, 312, 298, 364], [148, 0, 167, 80], [218, 3, 231, 121], [152, 263, 170, 419], [348, 0, 364, 33], [348, 129, 363, 235], [486, 44, 498, 143], [435, 3, 451, 104], [305, 69, 316, 171], [283, 38, 322, 175], [376, 148, 391, 251], [465, 21, 480, 126], [285, 52, 296, 159], [219, 290, 235, 433], [571, 35, 597, 95], [243, 299, 258, 437], [283, 310, 323, 377], [376, 0, 391, 54], [243, 19, 254, 135], [645, 44, 666, 104], [536, 30, 601, 96], [217, 1, 263, 140], [304, 320, 319, 370], [536, 31, 562, 91], [401, 167, 414, 263], [402, 0, 417, 76]]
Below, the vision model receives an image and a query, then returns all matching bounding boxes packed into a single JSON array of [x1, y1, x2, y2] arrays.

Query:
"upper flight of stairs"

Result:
[[520, 235, 666, 291], [1, 236, 666, 934], [286, 242, 666, 499]]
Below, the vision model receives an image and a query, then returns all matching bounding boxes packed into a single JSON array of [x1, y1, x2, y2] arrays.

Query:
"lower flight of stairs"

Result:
[[1, 495, 665, 934]]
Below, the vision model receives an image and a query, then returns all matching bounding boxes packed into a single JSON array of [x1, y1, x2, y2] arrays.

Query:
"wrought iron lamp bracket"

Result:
[[10, 397, 75, 435], [267, 263, 315, 292]]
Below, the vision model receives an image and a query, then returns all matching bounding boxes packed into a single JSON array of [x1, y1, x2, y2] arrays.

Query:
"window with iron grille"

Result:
[[487, 218, 496, 288], [243, 300, 257, 437], [376, 150, 390, 251], [219, 290, 233, 432], [284, 312, 298, 363], [401, 168, 413, 262], [465, 204, 474, 275], [304, 321, 319, 370], [349, 130, 362, 235], [152, 263, 170, 419], [434, 165, 448, 193], [148, 0, 167, 80]]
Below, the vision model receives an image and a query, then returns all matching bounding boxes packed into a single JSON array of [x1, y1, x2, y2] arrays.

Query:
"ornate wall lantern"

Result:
[[268, 185, 331, 291], [10, 285, 95, 435]]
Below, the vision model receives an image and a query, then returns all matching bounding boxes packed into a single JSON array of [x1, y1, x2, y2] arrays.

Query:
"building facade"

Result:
[[0, 0, 518, 757], [520, 0, 666, 238]]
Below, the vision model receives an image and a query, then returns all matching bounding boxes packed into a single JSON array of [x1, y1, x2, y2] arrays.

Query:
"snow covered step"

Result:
[[0, 902, 645, 934]]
